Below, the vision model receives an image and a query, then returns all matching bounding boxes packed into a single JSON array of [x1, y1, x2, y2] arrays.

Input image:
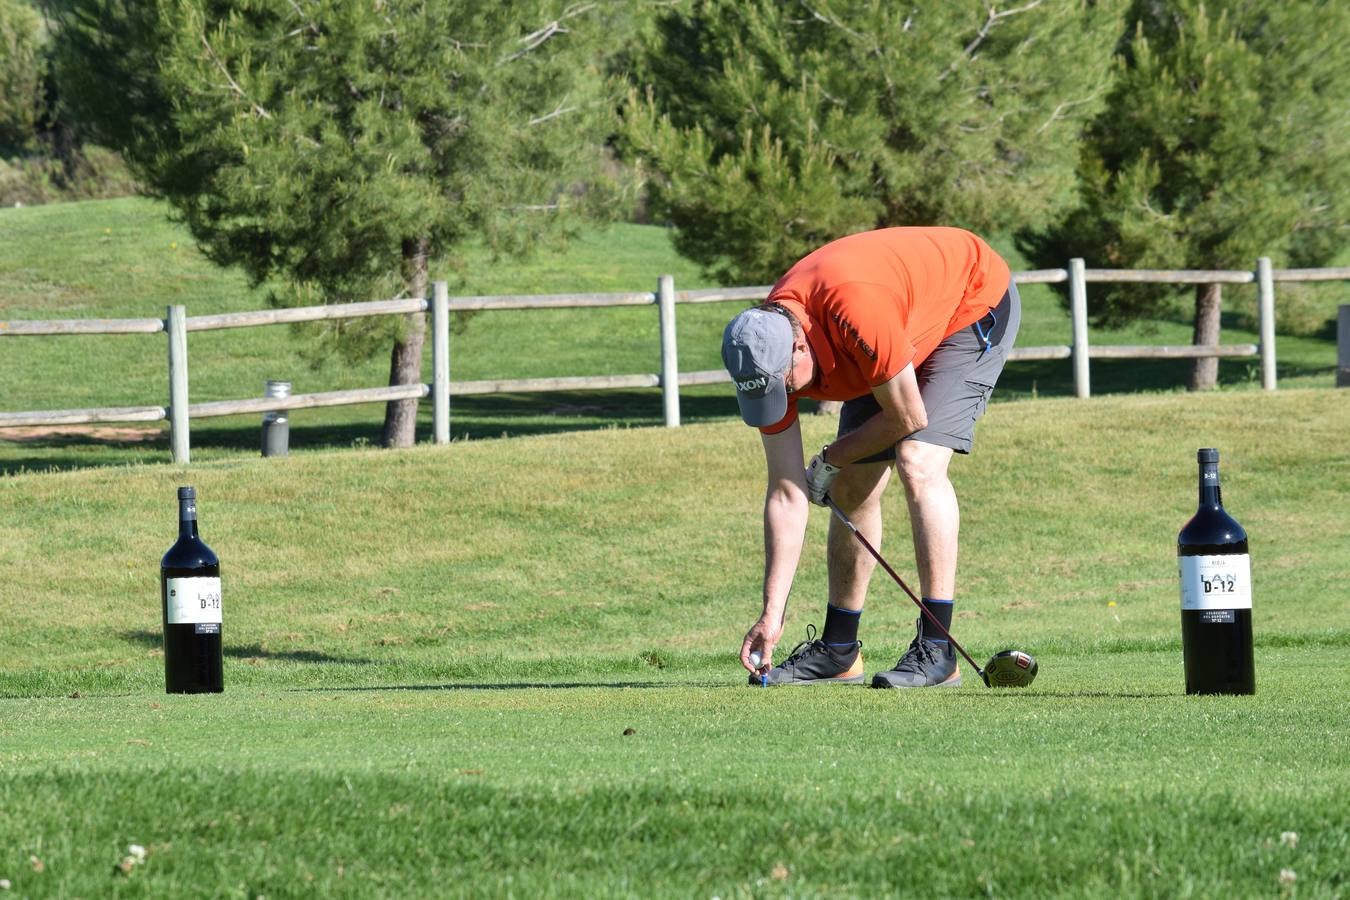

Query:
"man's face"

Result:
[[785, 337, 814, 394]]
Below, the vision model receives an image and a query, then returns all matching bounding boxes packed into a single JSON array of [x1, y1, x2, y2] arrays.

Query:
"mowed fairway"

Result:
[[2, 390, 1348, 897]]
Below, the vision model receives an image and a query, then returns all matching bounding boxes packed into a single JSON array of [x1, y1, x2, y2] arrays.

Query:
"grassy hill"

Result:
[[2, 197, 1344, 475], [1, 198, 722, 472], [3, 388, 1347, 690], [3, 199, 1348, 895], [0, 388, 1347, 895]]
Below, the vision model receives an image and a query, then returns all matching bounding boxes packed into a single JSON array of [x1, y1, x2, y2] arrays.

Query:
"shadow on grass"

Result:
[[0, 428, 169, 476], [436, 390, 740, 440], [968, 689, 1178, 699], [0, 391, 740, 475], [997, 356, 1334, 400], [119, 629, 373, 665], [299, 680, 725, 692], [299, 682, 1181, 697], [2, 353, 1336, 476]]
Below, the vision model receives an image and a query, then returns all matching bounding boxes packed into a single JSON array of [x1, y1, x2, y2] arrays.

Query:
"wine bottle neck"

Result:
[[1198, 462, 1223, 508], [178, 497, 199, 538]]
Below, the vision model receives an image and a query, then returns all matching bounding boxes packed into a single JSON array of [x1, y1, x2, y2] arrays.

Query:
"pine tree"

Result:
[[50, 0, 620, 445], [1020, 0, 1350, 390], [0, 0, 44, 154], [620, 0, 1126, 284]]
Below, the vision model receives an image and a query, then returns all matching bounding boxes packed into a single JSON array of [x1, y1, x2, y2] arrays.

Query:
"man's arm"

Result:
[[823, 363, 927, 466], [740, 419, 809, 670]]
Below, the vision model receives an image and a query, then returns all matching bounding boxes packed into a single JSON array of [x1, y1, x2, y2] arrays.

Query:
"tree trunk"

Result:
[[380, 237, 431, 448], [1188, 282, 1222, 392]]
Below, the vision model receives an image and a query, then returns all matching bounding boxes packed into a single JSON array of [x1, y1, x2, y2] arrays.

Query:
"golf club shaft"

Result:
[[825, 498, 984, 676]]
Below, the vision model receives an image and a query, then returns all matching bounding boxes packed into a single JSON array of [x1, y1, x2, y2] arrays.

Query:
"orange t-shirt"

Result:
[[761, 227, 1010, 434]]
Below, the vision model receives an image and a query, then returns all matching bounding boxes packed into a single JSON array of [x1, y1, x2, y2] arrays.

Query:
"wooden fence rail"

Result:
[[2, 257, 1348, 463], [0, 317, 166, 335], [184, 297, 430, 331]]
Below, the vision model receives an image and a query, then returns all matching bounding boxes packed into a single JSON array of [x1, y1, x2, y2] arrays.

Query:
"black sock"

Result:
[[822, 604, 861, 647], [920, 598, 954, 644]]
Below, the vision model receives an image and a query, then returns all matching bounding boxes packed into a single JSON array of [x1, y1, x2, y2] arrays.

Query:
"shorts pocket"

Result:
[[965, 377, 995, 424]]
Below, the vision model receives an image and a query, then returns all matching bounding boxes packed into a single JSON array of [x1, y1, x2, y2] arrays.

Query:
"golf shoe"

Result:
[[871, 626, 961, 688], [750, 624, 864, 686]]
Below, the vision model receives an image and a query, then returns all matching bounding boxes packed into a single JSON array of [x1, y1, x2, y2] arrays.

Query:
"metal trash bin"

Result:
[[261, 380, 291, 457], [1339, 305, 1350, 388]]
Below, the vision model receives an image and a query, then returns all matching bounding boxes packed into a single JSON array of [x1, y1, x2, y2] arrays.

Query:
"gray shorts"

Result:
[[838, 281, 1021, 460]]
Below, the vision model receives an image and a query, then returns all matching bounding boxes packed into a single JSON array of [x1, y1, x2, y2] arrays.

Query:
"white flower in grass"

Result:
[[0, 878, 10, 890], [128, 844, 147, 862], [1279, 831, 1298, 848], [1279, 868, 1297, 886]]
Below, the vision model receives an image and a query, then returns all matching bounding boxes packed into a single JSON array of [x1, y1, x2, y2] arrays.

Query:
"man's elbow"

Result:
[[889, 410, 927, 438]]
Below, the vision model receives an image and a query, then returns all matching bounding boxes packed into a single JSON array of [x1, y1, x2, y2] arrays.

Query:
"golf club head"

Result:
[[981, 649, 1038, 688]]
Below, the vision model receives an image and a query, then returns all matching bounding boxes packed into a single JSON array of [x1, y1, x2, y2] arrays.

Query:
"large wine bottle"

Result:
[[161, 486, 223, 693], [1177, 448, 1254, 695]]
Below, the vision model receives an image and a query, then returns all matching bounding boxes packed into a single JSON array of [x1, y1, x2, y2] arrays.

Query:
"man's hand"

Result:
[[804, 446, 841, 506], [741, 616, 783, 673]]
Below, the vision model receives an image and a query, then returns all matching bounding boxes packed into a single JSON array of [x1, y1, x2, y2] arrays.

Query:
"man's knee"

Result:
[[896, 441, 952, 495], [829, 462, 890, 510]]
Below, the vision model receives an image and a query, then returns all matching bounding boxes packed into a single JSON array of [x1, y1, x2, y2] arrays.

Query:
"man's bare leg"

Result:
[[825, 461, 892, 612], [896, 440, 958, 600], [865, 439, 965, 687]]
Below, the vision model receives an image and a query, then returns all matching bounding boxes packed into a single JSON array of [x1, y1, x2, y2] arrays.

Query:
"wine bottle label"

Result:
[[165, 576, 223, 624], [1178, 554, 1251, 610]]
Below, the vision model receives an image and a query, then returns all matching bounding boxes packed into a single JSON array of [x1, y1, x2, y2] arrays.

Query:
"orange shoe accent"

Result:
[[833, 652, 865, 679]]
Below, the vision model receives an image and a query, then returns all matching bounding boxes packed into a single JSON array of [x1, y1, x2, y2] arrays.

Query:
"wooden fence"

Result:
[[2, 258, 1348, 464]]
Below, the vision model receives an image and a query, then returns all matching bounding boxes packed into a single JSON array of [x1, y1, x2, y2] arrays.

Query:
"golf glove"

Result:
[[804, 446, 841, 506]]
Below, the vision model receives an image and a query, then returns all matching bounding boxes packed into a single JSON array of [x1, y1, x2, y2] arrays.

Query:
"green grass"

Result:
[[0, 197, 726, 473], [2, 389, 1348, 896], [3, 666, 1346, 898], [2, 197, 1345, 475], [1, 200, 1347, 893]]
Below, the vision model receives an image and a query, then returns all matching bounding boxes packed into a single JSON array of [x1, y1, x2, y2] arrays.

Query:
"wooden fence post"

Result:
[[166, 304, 190, 464], [432, 281, 450, 443], [1069, 258, 1090, 399], [1338, 305, 1350, 388], [658, 274, 680, 427], [1256, 257, 1277, 391]]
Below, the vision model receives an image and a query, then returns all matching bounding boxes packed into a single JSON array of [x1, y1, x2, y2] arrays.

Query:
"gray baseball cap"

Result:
[[721, 307, 793, 427]]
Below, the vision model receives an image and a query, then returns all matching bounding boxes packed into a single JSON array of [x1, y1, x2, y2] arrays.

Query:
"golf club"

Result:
[[825, 497, 1038, 688]]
